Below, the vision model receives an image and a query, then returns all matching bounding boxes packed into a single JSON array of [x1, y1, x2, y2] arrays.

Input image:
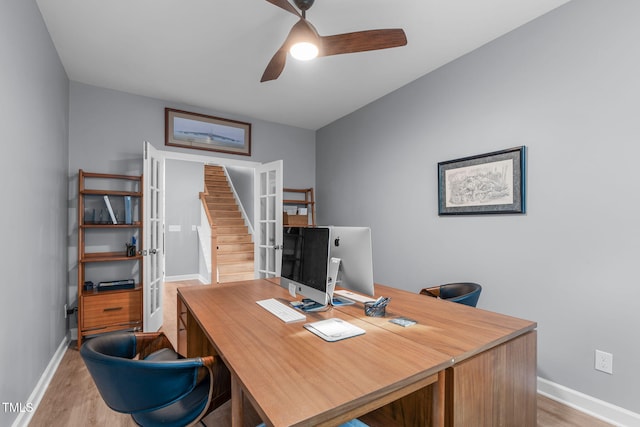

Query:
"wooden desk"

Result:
[[178, 280, 453, 427], [332, 284, 538, 426], [178, 279, 537, 427]]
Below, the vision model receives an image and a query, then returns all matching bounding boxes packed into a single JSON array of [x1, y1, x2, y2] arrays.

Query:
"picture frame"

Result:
[[438, 146, 526, 215], [165, 108, 251, 156]]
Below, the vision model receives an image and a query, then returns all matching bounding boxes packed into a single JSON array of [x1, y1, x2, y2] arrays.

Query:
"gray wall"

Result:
[[165, 160, 204, 278], [0, 0, 69, 425], [69, 81, 316, 179], [68, 82, 316, 302], [226, 165, 255, 229], [316, 0, 640, 413]]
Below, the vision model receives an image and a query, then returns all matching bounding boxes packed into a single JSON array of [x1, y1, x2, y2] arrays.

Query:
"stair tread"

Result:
[[218, 238, 252, 244], [218, 260, 254, 266]]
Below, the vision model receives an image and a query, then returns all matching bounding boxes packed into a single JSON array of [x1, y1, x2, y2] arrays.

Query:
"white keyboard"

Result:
[[256, 298, 307, 323]]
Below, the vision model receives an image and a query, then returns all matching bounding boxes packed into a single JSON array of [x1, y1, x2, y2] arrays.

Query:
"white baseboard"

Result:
[[12, 334, 70, 427], [165, 274, 208, 283], [538, 377, 640, 427]]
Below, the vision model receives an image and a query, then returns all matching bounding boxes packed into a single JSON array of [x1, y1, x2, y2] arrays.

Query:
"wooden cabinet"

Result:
[[81, 290, 142, 329], [283, 187, 315, 226], [77, 170, 143, 347], [446, 331, 537, 427]]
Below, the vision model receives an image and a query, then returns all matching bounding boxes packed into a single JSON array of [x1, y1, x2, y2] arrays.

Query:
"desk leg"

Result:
[[231, 375, 244, 427], [433, 370, 445, 427]]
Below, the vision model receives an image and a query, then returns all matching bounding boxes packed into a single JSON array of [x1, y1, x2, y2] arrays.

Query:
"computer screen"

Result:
[[281, 227, 332, 306], [329, 226, 375, 297]]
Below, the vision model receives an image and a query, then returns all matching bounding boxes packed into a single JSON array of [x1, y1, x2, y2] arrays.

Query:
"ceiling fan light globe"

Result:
[[290, 42, 319, 61]]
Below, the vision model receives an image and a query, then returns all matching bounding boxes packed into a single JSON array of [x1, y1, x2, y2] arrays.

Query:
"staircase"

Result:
[[203, 165, 255, 283]]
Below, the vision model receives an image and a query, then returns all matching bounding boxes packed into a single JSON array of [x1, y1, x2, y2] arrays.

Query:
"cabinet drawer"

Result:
[[82, 290, 142, 330]]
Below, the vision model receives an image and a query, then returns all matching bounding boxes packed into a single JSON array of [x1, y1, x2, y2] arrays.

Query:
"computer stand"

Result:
[[298, 299, 330, 312], [328, 257, 355, 306], [290, 257, 354, 311]]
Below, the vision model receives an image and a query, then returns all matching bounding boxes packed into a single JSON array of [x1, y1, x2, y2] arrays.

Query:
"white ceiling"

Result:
[[36, 0, 570, 130]]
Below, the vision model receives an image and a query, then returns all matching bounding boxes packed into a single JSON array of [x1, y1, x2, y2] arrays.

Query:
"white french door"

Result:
[[254, 160, 283, 278], [143, 141, 164, 332]]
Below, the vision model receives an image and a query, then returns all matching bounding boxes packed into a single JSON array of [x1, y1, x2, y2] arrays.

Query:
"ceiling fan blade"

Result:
[[261, 19, 317, 82], [320, 29, 407, 57], [261, 48, 288, 82], [265, 0, 301, 17]]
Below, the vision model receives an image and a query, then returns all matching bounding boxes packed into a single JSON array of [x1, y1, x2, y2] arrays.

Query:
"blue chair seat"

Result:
[[132, 377, 211, 427]]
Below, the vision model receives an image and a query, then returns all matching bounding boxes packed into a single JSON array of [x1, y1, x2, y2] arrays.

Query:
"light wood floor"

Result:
[[30, 280, 614, 427]]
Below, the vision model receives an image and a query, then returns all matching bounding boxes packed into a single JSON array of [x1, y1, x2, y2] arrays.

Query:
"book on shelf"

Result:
[[103, 195, 117, 224], [124, 195, 132, 224]]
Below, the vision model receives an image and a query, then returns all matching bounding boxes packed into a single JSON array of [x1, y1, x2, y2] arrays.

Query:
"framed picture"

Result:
[[438, 146, 526, 215], [165, 108, 251, 156]]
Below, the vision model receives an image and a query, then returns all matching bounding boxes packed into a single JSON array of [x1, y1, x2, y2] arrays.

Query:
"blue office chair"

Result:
[[82, 332, 369, 427], [80, 331, 222, 427], [420, 282, 482, 307]]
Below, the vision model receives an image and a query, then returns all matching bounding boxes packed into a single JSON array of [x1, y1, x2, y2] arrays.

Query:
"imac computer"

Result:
[[329, 226, 375, 299], [281, 227, 335, 310]]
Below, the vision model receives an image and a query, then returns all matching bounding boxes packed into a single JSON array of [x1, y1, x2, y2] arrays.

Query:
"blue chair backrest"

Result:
[[80, 333, 205, 414], [439, 282, 482, 307]]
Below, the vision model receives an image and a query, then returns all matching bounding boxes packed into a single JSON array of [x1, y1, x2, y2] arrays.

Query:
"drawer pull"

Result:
[[104, 306, 123, 312]]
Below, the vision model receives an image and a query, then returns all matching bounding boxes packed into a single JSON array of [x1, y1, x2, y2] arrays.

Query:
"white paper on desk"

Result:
[[304, 318, 365, 342], [288, 283, 297, 298]]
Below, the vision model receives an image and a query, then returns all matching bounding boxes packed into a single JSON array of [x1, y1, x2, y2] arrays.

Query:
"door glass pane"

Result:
[[268, 244, 275, 273], [261, 172, 267, 196], [268, 170, 276, 194], [260, 222, 266, 246], [268, 195, 275, 221], [259, 246, 266, 270], [268, 222, 275, 246]]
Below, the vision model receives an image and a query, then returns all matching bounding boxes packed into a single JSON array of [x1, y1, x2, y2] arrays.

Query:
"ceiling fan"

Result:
[[261, 0, 407, 82]]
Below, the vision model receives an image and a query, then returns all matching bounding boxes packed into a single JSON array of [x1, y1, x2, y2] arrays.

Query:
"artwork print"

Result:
[[445, 159, 513, 207], [165, 108, 251, 156], [438, 147, 525, 215]]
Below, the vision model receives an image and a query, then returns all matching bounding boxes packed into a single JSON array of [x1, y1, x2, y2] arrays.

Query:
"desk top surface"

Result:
[[179, 279, 452, 427], [178, 278, 536, 426], [335, 282, 537, 363]]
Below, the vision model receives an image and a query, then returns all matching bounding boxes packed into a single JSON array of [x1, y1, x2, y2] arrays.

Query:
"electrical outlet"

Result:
[[64, 303, 68, 319], [595, 350, 613, 374]]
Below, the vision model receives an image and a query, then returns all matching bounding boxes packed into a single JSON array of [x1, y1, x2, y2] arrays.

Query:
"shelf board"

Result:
[[81, 252, 142, 263], [283, 187, 312, 193], [81, 222, 141, 228], [283, 199, 315, 205], [82, 286, 142, 297], [81, 171, 141, 181], [81, 189, 142, 197]]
